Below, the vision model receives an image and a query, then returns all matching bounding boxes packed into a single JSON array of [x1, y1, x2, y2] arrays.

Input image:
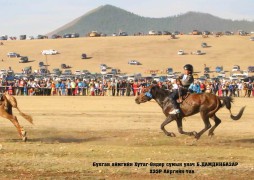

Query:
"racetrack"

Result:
[[0, 96, 253, 179]]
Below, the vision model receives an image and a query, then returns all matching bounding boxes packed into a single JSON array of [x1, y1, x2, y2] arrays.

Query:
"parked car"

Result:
[[42, 49, 58, 55], [52, 68, 62, 76], [60, 63, 71, 69], [23, 66, 32, 74], [100, 64, 108, 69], [128, 60, 141, 65], [215, 66, 223, 73], [61, 64, 67, 69], [39, 61, 44, 67], [111, 68, 120, 74], [81, 53, 87, 59], [167, 68, 173, 74], [19, 56, 28, 63], [201, 42, 208, 48], [177, 50, 184, 55], [248, 66, 254, 72], [232, 65, 240, 72], [81, 70, 90, 75], [74, 70, 82, 76], [194, 50, 204, 55], [148, 30, 157, 35], [204, 67, 210, 73], [101, 68, 107, 74], [203, 73, 210, 79], [119, 32, 128, 36], [63, 69, 72, 75], [7, 52, 20, 58]]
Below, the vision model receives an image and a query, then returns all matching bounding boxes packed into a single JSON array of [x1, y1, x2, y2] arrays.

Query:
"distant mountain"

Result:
[[47, 4, 254, 36]]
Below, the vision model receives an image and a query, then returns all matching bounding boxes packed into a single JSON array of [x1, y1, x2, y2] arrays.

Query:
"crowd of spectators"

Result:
[[1, 78, 254, 98]]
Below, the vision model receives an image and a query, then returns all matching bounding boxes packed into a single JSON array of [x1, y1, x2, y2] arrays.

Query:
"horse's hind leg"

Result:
[[1, 112, 27, 141], [195, 112, 212, 139], [161, 115, 176, 137], [208, 114, 221, 137], [176, 117, 197, 137]]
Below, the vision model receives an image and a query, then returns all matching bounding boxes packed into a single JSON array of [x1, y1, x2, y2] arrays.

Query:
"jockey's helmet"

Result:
[[183, 64, 193, 73]]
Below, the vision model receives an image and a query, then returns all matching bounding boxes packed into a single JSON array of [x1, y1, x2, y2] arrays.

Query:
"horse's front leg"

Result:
[[2, 111, 27, 142], [161, 115, 176, 137], [176, 116, 197, 137]]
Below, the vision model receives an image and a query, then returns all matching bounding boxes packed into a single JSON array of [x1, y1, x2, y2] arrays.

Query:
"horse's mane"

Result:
[[151, 85, 171, 99]]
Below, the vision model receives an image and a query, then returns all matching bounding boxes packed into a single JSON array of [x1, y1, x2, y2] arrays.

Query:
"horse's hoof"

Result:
[[170, 133, 176, 137], [208, 132, 214, 138], [194, 134, 200, 140], [22, 136, 27, 142], [21, 130, 26, 136], [192, 131, 198, 136]]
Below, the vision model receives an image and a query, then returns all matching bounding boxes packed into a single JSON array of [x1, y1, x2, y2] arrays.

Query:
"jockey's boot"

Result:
[[169, 108, 180, 114]]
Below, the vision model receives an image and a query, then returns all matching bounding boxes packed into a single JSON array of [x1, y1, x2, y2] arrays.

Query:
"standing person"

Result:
[[14, 80, 20, 95], [60, 81, 66, 96], [107, 80, 112, 96], [228, 82, 234, 96], [169, 64, 194, 114], [222, 83, 227, 97], [40, 80, 46, 96], [19, 78, 25, 95], [243, 82, 248, 97], [200, 82, 206, 93], [46, 80, 51, 96], [116, 80, 121, 96], [83, 80, 88, 96], [252, 82, 254, 97], [132, 81, 138, 96], [51, 81, 56, 96], [212, 81, 219, 95], [189, 80, 201, 93], [237, 81, 243, 97], [111, 79, 116, 96], [55, 81, 61, 96], [77, 79, 84, 96], [71, 80, 76, 96], [121, 80, 127, 96], [247, 82, 253, 97], [126, 80, 131, 96], [23, 84, 27, 96]]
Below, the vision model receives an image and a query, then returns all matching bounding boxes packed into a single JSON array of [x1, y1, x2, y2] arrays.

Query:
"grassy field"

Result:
[[0, 96, 253, 179], [0, 35, 254, 77]]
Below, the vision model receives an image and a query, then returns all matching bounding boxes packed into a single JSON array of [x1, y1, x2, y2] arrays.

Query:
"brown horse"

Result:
[[1, 92, 33, 141], [135, 85, 245, 139]]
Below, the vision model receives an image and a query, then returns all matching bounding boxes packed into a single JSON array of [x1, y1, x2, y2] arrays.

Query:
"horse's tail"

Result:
[[219, 96, 246, 120], [4, 93, 33, 124]]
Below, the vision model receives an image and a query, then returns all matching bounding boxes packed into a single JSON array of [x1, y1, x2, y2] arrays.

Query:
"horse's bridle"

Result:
[[144, 89, 153, 101]]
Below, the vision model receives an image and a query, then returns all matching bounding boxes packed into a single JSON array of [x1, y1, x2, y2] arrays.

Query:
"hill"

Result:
[[47, 4, 254, 36]]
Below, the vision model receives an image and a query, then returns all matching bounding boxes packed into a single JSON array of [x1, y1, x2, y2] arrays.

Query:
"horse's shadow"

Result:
[[6, 136, 105, 143], [234, 138, 254, 143], [29, 136, 104, 143], [2, 129, 106, 143]]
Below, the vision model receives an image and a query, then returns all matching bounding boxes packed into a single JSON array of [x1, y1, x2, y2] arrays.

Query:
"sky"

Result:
[[1, 0, 253, 37]]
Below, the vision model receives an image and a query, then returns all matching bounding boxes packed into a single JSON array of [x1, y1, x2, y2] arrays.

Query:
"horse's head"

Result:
[[135, 85, 156, 104]]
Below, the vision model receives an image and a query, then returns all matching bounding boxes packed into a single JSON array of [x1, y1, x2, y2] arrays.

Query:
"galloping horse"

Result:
[[1, 92, 33, 141], [135, 85, 245, 139]]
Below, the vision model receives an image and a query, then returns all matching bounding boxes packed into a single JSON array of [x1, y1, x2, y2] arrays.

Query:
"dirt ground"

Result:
[[0, 96, 253, 179]]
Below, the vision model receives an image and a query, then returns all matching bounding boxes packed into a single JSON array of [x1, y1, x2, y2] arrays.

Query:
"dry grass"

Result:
[[0, 96, 253, 179]]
